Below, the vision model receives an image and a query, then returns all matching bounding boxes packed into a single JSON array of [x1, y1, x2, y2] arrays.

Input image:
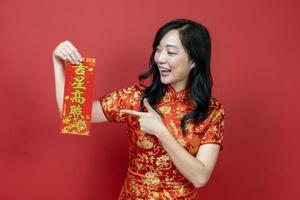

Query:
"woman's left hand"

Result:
[[120, 98, 168, 137]]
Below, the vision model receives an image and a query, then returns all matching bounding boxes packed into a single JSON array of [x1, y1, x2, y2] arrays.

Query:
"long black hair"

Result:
[[139, 19, 213, 135]]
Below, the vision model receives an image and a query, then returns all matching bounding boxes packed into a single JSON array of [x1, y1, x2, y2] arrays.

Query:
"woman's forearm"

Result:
[[52, 55, 65, 115], [156, 128, 209, 188]]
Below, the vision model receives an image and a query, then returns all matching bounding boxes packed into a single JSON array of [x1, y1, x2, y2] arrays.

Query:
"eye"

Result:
[[155, 47, 161, 52], [168, 52, 177, 55]]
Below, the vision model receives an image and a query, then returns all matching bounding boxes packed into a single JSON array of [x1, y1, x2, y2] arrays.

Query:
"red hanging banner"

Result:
[[60, 58, 96, 136]]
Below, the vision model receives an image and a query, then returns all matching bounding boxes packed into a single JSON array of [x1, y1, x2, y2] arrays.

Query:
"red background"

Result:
[[0, 0, 299, 199]]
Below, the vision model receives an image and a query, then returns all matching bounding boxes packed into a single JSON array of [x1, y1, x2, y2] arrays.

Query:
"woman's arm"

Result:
[[120, 98, 221, 188], [157, 129, 220, 188], [52, 40, 108, 123]]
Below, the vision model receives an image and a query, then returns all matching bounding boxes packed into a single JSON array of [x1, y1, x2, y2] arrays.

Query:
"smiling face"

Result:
[[154, 29, 195, 92]]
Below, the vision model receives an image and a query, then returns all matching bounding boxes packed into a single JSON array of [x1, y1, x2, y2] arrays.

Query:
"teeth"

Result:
[[160, 67, 171, 72]]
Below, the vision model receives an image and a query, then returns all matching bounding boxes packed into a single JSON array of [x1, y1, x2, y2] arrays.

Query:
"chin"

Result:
[[160, 76, 173, 85]]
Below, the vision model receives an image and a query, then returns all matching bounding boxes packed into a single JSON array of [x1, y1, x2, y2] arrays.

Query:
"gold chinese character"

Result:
[[69, 105, 82, 117], [70, 90, 86, 104], [74, 64, 86, 75], [72, 76, 86, 90]]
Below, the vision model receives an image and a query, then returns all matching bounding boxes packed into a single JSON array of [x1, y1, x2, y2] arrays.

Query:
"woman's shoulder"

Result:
[[132, 82, 147, 91], [116, 82, 146, 94], [119, 82, 146, 100], [209, 96, 225, 112], [201, 96, 225, 123]]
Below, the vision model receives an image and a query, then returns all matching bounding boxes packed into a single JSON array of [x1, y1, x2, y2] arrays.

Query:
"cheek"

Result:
[[170, 64, 192, 79], [169, 57, 181, 68], [154, 53, 159, 63], [170, 57, 189, 71]]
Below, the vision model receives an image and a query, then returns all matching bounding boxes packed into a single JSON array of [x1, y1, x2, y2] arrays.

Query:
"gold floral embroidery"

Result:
[[129, 179, 138, 193], [176, 185, 184, 195], [137, 136, 154, 149], [163, 190, 174, 200], [145, 172, 160, 186], [149, 192, 159, 200], [155, 155, 170, 167], [175, 106, 185, 119], [159, 105, 171, 114], [167, 120, 178, 137], [177, 137, 186, 146]]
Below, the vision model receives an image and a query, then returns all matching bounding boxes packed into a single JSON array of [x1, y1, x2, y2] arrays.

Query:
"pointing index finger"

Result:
[[120, 109, 144, 117]]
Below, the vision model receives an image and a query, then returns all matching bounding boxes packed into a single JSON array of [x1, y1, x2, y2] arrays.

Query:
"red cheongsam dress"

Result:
[[99, 83, 225, 200]]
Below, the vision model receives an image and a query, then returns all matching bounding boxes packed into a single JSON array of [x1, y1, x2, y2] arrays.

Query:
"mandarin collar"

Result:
[[163, 85, 190, 102]]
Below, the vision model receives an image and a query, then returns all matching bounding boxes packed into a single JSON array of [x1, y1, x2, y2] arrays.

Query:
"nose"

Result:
[[155, 50, 167, 64]]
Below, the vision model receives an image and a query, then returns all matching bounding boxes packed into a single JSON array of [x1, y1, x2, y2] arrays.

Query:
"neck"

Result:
[[169, 76, 189, 92], [170, 82, 187, 92]]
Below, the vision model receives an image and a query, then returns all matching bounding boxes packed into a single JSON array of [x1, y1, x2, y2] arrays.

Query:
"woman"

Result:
[[52, 19, 225, 200]]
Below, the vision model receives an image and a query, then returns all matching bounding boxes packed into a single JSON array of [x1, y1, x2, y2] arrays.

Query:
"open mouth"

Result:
[[159, 66, 172, 73], [159, 66, 172, 77]]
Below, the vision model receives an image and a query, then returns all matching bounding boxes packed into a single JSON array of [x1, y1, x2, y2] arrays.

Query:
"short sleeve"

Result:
[[200, 104, 225, 151], [99, 83, 142, 123]]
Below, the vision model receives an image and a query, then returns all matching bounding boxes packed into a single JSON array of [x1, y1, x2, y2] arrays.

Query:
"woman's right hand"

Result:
[[52, 40, 83, 65]]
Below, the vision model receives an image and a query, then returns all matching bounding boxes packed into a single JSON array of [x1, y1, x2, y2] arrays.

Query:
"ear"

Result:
[[190, 62, 196, 69]]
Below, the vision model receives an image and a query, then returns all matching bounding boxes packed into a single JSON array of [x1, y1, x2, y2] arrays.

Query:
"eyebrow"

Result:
[[166, 44, 179, 48], [158, 44, 179, 49]]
